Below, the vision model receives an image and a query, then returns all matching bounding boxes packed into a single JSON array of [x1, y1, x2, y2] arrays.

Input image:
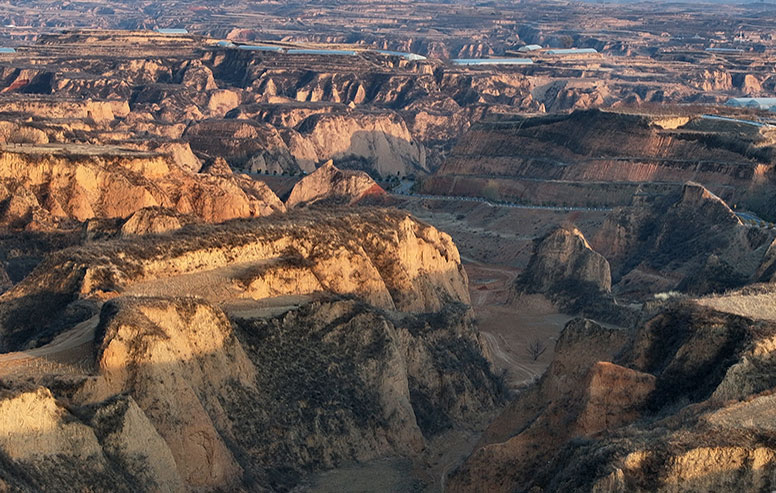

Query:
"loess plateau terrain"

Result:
[[1, 1, 776, 492]]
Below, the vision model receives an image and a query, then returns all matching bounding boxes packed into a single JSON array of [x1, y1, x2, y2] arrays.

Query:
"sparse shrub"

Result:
[[527, 338, 547, 361]]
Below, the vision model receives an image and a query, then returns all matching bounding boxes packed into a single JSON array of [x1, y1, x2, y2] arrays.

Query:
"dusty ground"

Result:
[[696, 288, 776, 321], [1, 143, 156, 157], [467, 260, 572, 389], [401, 197, 606, 267], [0, 316, 97, 379], [400, 196, 600, 388], [300, 458, 419, 492]]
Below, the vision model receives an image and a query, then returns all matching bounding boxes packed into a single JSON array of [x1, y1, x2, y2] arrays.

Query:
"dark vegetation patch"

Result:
[[0, 229, 81, 283], [541, 438, 629, 492], [632, 305, 761, 412], [220, 299, 502, 488], [227, 301, 392, 487], [407, 381, 453, 436], [0, 291, 81, 350], [676, 260, 750, 295], [551, 278, 640, 328], [677, 131, 776, 164], [399, 303, 507, 437], [233, 246, 315, 288]]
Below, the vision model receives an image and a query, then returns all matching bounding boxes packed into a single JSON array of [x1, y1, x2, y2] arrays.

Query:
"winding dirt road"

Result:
[[464, 259, 571, 389]]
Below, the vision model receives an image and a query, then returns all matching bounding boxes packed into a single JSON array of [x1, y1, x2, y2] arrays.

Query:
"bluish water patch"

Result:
[[451, 58, 533, 65], [375, 50, 426, 61], [286, 48, 357, 56]]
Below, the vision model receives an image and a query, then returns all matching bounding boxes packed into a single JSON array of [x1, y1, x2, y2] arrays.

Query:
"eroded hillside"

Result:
[[0, 208, 503, 491], [448, 290, 776, 492], [1, 5, 776, 492], [422, 109, 776, 218]]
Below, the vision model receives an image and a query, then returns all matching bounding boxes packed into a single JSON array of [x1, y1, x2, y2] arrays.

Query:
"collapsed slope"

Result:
[[0, 147, 285, 230], [0, 208, 502, 491], [448, 292, 776, 492], [0, 209, 469, 350]]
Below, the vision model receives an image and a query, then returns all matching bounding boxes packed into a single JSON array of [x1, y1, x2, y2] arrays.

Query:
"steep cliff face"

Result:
[[183, 119, 298, 173], [519, 226, 611, 294], [0, 387, 138, 492], [448, 296, 776, 493], [438, 72, 536, 108], [228, 299, 500, 477], [0, 209, 469, 350], [438, 110, 776, 183], [514, 226, 635, 325], [0, 148, 285, 230], [0, 98, 125, 124], [84, 297, 253, 489], [0, 294, 501, 491], [296, 111, 428, 178], [593, 182, 775, 299], [422, 109, 776, 211], [148, 141, 203, 173], [448, 318, 632, 492], [0, 206, 501, 491], [224, 105, 430, 177], [286, 160, 387, 208]]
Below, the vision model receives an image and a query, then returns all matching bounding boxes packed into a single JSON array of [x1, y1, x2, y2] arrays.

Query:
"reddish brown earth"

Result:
[[0, 3, 776, 492]]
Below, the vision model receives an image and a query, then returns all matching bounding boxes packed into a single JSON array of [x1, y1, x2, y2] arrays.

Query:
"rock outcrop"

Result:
[[448, 296, 776, 493], [0, 230, 500, 490], [295, 112, 427, 178], [184, 119, 298, 174], [286, 160, 388, 208], [519, 226, 612, 294], [514, 226, 636, 325], [0, 209, 470, 350], [0, 148, 285, 230]]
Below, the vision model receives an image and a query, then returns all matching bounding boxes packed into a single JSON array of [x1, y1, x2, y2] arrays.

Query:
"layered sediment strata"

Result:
[[0, 147, 285, 230], [421, 109, 776, 213]]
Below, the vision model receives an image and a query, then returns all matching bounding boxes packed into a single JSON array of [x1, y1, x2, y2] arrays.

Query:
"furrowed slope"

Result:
[[422, 109, 776, 213], [448, 294, 776, 492]]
